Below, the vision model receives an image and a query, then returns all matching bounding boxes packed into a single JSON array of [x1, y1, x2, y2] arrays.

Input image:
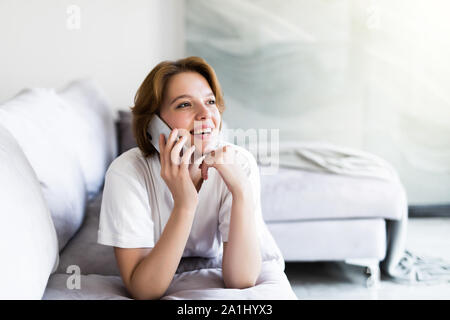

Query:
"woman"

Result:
[[98, 56, 262, 300]]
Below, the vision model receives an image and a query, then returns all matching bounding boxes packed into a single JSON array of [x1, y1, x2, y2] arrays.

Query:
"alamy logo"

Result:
[[366, 2, 381, 30], [66, 265, 81, 290], [66, 5, 81, 30]]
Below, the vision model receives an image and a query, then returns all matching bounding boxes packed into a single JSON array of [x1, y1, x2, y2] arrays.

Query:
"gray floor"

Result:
[[284, 217, 450, 300]]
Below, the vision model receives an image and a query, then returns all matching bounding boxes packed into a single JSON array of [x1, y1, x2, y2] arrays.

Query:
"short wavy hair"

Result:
[[130, 56, 225, 158]]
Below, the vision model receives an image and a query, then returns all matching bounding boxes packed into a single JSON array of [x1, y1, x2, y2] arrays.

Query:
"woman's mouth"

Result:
[[190, 127, 213, 140]]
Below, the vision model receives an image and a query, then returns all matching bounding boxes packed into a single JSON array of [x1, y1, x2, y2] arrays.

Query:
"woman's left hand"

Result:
[[200, 145, 249, 195]]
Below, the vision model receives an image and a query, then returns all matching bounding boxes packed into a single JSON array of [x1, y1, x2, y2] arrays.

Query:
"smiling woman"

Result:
[[96, 56, 274, 300], [159, 71, 221, 154]]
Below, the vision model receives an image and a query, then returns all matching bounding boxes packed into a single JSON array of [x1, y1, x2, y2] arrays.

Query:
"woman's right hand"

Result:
[[159, 128, 198, 213]]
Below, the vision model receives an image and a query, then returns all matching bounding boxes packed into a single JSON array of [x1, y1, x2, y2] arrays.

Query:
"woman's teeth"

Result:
[[192, 128, 212, 135]]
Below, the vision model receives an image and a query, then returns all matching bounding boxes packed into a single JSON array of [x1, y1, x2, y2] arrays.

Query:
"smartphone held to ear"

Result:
[[147, 115, 172, 153]]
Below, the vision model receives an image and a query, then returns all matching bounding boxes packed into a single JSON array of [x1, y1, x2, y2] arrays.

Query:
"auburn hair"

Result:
[[130, 56, 225, 158]]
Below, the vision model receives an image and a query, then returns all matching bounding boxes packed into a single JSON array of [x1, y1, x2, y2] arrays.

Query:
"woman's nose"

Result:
[[195, 101, 212, 119]]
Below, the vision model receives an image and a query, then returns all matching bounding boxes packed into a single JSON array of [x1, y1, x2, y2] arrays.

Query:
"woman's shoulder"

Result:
[[106, 147, 155, 179]]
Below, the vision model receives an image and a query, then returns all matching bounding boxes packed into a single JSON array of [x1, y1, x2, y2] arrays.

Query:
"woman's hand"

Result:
[[159, 129, 198, 212], [200, 145, 250, 196]]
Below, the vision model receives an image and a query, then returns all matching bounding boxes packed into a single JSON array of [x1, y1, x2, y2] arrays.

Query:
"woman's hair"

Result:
[[130, 56, 225, 158]]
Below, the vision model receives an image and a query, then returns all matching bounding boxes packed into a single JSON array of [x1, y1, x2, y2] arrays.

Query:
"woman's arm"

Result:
[[115, 130, 199, 300], [222, 186, 261, 289], [200, 146, 262, 289], [115, 205, 195, 300]]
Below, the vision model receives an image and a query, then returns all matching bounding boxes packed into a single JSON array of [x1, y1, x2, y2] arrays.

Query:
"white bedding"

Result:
[[163, 260, 296, 300], [44, 260, 296, 300]]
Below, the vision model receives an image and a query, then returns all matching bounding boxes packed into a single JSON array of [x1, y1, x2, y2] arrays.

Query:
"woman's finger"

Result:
[[164, 128, 178, 165], [181, 145, 196, 170], [203, 150, 216, 166], [159, 133, 165, 163], [201, 158, 213, 180], [194, 154, 207, 168], [170, 135, 187, 166]]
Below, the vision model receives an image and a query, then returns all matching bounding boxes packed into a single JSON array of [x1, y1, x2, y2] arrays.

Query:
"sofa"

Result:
[[0, 79, 406, 299]]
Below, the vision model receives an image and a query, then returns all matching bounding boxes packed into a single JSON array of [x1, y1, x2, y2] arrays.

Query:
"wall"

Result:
[[0, 0, 185, 115]]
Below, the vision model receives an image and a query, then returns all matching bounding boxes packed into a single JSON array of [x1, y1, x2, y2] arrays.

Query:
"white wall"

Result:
[[0, 0, 185, 114]]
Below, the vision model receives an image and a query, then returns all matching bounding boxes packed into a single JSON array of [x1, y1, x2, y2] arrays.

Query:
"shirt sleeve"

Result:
[[97, 168, 155, 248], [218, 146, 264, 243]]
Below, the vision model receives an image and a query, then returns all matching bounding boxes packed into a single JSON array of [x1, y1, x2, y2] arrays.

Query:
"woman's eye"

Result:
[[177, 102, 191, 109], [207, 99, 216, 105]]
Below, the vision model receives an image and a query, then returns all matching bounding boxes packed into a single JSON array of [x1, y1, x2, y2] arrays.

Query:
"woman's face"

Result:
[[159, 72, 221, 154]]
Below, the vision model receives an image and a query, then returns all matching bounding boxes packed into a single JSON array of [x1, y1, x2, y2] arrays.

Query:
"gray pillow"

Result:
[[117, 110, 137, 155], [56, 192, 120, 276]]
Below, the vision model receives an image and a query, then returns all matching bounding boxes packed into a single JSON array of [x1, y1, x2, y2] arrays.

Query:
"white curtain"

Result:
[[186, 0, 450, 205]]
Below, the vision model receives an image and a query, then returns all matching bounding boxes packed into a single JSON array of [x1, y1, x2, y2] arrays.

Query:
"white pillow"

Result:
[[0, 88, 87, 251], [0, 124, 59, 299], [58, 79, 118, 200]]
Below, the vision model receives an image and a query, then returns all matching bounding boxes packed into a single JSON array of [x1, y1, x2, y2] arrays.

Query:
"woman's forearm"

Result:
[[222, 188, 262, 289], [129, 206, 195, 300]]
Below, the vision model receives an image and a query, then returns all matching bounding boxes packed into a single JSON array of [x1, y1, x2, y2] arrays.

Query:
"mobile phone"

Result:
[[147, 115, 180, 153]]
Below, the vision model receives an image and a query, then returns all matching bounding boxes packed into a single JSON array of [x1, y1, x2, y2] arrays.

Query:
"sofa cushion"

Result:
[[0, 88, 87, 251], [56, 192, 121, 276], [43, 274, 131, 300], [260, 167, 406, 222], [0, 124, 59, 299], [58, 79, 118, 200]]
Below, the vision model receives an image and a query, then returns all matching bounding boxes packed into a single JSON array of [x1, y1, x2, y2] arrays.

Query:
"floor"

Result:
[[284, 217, 450, 300]]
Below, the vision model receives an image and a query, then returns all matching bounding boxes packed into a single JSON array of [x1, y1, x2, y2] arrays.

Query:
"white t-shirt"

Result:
[[97, 141, 264, 258]]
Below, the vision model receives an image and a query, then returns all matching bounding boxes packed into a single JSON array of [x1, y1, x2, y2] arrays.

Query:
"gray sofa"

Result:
[[0, 79, 406, 299]]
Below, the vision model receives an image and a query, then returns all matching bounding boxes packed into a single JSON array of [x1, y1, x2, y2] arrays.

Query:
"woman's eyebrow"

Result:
[[170, 92, 214, 105]]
